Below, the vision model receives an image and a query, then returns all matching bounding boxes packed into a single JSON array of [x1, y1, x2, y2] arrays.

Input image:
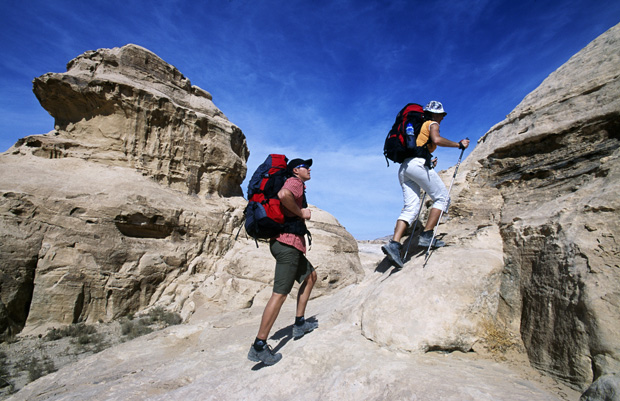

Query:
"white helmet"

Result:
[[424, 101, 447, 115]]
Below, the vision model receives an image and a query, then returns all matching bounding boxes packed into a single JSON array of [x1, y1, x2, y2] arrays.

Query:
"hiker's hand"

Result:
[[459, 139, 470, 150], [301, 208, 311, 220], [432, 158, 438, 168]]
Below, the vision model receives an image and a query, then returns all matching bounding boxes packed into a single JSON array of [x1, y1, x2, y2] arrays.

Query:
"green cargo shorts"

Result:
[[270, 240, 315, 295]]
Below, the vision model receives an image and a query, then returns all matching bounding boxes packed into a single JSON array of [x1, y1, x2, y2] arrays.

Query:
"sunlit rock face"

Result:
[[0, 45, 363, 340], [360, 23, 620, 391], [454, 22, 620, 389], [27, 44, 248, 197]]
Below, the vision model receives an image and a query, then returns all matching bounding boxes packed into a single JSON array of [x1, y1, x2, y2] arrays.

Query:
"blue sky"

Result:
[[1, 1, 619, 240]]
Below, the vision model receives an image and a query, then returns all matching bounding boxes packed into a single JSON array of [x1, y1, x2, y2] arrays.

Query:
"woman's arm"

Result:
[[429, 123, 469, 149]]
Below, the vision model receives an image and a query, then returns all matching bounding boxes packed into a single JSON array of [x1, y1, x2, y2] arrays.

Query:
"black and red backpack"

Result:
[[242, 154, 309, 243], [383, 103, 432, 166]]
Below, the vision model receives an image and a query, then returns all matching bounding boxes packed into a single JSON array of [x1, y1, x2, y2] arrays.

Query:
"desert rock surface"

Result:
[[7, 250, 580, 401], [2, 22, 620, 401]]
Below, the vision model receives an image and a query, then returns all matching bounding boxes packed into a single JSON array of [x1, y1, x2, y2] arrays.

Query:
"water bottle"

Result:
[[405, 123, 415, 148]]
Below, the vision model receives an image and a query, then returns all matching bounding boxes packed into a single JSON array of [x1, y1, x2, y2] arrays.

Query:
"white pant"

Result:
[[398, 157, 449, 225]]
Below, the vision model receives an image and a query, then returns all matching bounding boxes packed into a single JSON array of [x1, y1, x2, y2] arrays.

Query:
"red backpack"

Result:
[[383, 103, 431, 166], [244, 154, 289, 239], [241, 154, 311, 245]]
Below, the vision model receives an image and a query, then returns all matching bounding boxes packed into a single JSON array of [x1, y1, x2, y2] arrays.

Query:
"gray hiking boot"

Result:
[[381, 240, 404, 269], [247, 343, 282, 365], [293, 320, 318, 338], [418, 231, 445, 248]]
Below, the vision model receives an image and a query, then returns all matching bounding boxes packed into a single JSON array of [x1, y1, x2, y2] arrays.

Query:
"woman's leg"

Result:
[[395, 159, 423, 241], [406, 163, 449, 233]]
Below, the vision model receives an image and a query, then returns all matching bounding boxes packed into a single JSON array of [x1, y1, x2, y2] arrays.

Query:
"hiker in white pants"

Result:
[[398, 156, 449, 229], [382, 101, 469, 269]]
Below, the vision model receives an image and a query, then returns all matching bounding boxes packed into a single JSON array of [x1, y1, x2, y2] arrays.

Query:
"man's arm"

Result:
[[278, 188, 311, 220]]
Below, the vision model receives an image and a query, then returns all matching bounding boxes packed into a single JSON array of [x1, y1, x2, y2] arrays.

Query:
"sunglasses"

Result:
[[295, 164, 309, 169]]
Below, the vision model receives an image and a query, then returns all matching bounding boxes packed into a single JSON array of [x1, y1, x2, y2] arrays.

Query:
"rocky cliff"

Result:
[[441, 23, 618, 389], [460, 22, 620, 388], [0, 44, 363, 340], [338, 22, 620, 392]]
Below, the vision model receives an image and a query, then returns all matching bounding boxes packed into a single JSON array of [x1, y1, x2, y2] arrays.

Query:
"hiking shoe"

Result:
[[381, 240, 404, 269], [418, 231, 445, 248], [293, 320, 318, 338], [247, 343, 282, 365]]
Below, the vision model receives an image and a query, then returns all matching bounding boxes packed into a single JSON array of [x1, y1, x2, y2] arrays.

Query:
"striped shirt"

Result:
[[273, 176, 307, 253]]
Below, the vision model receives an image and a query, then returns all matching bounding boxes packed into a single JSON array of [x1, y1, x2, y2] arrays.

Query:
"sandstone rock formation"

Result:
[[349, 22, 620, 392], [462, 22, 620, 389], [2, 21, 619, 398], [0, 44, 363, 340], [27, 44, 247, 198]]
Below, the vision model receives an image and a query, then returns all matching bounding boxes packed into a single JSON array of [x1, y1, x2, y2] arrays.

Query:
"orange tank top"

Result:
[[417, 120, 438, 153]]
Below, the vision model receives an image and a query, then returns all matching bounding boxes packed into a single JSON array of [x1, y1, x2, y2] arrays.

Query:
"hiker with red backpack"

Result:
[[247, 158, 318, 366], [382, 101, 470, 269]]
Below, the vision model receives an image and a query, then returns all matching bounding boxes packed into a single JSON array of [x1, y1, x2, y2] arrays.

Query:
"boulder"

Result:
[[580, 374, 620, 401], [0, 45, 362, 339]]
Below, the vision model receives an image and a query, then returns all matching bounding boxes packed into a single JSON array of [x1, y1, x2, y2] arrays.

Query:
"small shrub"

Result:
[[163, 312, 182, 326], [120, 319, 153, 340], [44, 323, 97, 341], [18, 354, 57, 383], [43, 328, 64, 341], [92, 335, 107, 353], [146, 306, 182, 326], [479, 319, 518, 355], [0, 351, 12, 389], [26, 357, 44, 382], [77, 334, 92, 345], [13, 356, 28, 371], [119, 308, 181, 341], [0, 376, 13, 390], [42, 357, 56, 375], [120, 319, 132, 336], [76, 332, 105, 350]]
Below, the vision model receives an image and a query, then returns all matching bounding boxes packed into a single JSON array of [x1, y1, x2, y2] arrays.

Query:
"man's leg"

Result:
[[293, 270, 318, 338], [248, 292, 287, 365], [249, 240, 295, 365], [296, 270, 317, 317], [257, 292, 287, 340], [259, 240, 299, 339]]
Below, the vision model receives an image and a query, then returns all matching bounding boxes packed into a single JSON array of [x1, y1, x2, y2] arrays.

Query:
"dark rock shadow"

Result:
[[374, 257, 394, 273]]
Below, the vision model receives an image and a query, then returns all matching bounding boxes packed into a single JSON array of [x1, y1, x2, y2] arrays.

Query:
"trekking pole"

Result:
[[424, 141, 468, 263], [402, 192, 426, 261]]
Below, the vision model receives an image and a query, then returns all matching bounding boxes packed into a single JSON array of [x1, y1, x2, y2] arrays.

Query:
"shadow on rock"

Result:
[[250, 316, 319, 370]]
